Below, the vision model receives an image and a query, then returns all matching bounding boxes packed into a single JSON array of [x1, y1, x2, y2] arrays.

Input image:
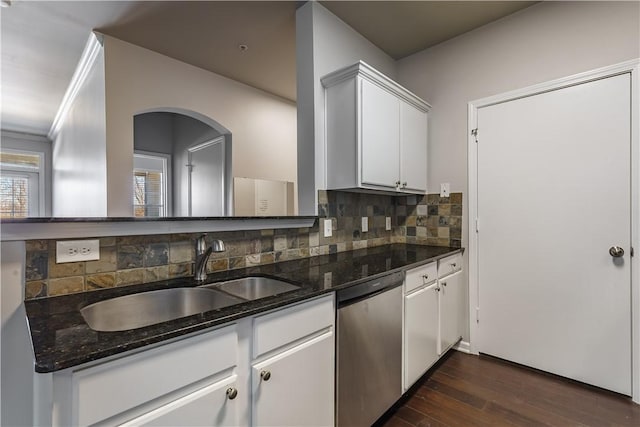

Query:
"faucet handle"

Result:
[[211, 239, 225, 252], [196, 234, 208, 254]]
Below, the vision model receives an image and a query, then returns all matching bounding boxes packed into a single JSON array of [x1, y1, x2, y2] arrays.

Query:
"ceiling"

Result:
[[0, 1, 537, 136]]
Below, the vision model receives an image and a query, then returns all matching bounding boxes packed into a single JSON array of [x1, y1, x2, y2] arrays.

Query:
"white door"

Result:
[[476, 73, 631, 394], [187, 137, 225, 216], [400, 100, 428, 193], [360, 78, 400, 189]]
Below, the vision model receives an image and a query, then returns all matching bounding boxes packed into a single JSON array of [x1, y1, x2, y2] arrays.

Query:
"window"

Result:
[[0, 150, 43, 218], [133, 152, 170, 217]]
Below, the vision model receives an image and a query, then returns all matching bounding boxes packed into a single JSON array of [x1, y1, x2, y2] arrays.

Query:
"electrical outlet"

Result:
[[56, 239, 100, 263], [385, 216, 392, 231], [440, 182, 450, 198], [323, 218, 333, 237], [361, 217, 369, 233]]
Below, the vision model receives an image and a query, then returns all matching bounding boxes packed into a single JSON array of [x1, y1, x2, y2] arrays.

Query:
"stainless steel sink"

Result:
[[205, 276, 300, 301], [80, 288, 245, 332]]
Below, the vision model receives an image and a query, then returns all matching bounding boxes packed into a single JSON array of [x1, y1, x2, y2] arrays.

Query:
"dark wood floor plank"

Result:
[[432, 369, 585, 426], [382, 352, 640, 427]]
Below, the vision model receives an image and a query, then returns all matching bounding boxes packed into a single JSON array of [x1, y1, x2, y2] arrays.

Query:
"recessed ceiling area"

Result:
[[1, 1, 537, 136]]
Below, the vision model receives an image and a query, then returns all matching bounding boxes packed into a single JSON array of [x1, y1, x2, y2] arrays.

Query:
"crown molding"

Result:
[[47, 32, 104, 140]]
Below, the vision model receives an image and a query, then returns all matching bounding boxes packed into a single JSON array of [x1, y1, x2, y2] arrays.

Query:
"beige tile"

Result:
[[169, 241, 193, 264], [169, 263, 192, 278], [273, 236, 287, 252], [438, 227, 450, 238], [116, 269, 144, 286], [85, 246, 117, 274], [450, 192, 463, 205], [245, 254, 261, 267], [260, 252, 275, 265], [49, 277, 84, 296], [143, 266, 169, 283], [100, 237, 116, 247], [86, 273, 116, 290], [26, 240, 48, 251], [26, 281, 47, 299], [229, 256, 246, 270], [49, 258, 84, 278], [208, 258, 229, 272], [438, 204, 451, 216]]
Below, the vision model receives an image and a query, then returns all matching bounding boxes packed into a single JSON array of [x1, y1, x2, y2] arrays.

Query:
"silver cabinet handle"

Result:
[[609, 246, 625, 258], [260, 370, 271, 381], [442, 282, 447, 287], [402, 182, 407, 188], [226, 387, 238, 400], [395, 181, 401, 188], [435, 287, 440, 292], [422, 274, 429, 280], [450, 263, 457, 268]]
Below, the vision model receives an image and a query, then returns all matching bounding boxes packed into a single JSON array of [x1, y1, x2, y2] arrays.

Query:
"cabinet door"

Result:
[[439, 270, 464, 355], [400, 101, 428, 193], [360, 78, 400, 189], [404, 283, 439, 390], [252, 331, 334, 427], [120, 375, 239, 427]]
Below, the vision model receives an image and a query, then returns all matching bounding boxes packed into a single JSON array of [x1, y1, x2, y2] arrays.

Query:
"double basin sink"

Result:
[[80, 277, 300, 332]]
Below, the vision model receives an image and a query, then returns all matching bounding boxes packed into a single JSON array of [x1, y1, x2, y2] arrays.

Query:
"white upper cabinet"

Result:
[[322, 61, 430, 194]]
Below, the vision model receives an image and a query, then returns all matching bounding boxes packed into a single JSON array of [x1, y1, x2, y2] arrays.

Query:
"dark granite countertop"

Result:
[[25, 244, 462, 373]]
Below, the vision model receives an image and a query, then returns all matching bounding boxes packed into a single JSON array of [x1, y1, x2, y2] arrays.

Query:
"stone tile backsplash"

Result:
[[24, 191, 462, 299]]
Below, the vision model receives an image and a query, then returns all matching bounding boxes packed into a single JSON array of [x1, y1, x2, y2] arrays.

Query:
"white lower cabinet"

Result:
[[46, 294, 335, 427], [251, 332, 334, 426], [121, 375, 239, 427], [404, 282, 439, 389], [439, 270, 464, 355], [403, 255, 464, 391]]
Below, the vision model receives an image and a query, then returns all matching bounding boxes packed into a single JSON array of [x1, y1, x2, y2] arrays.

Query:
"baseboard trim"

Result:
[[454, 340, 471, 354]]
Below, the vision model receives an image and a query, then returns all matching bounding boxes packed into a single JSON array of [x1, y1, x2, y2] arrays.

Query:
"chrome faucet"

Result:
[[194, 234, 225, 282]]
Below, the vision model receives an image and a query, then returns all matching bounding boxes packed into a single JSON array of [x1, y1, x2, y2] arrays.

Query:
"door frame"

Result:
[[467, 59, 640, 402]]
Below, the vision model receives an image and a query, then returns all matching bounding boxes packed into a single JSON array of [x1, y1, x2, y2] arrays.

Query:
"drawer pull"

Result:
[[226, 387, 238, 400], [422, 274, 429, 280], [450, 263, 457, 268], [261, 370, 271, 381], [442, 282, 447, 287]]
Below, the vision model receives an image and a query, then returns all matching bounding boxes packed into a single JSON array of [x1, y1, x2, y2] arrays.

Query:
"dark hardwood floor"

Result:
[[381, 351, 640, 427]]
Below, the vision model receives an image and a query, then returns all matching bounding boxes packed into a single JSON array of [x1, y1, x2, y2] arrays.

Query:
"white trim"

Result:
[[0, 147, 46, 217], [454, 340, 471, 354], [48, 33, 103, 140], [321, 61, 431, 112], [133, 151, 172, 217], [0, 218, 316, 241], [468, 59, 640, 403]]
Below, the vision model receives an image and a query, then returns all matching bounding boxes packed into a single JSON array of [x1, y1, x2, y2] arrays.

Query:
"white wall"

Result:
[[397, 1, 640, 195], [1, 241, 34, 426], [396, 0, 640, 342], [103, 35, 297, 216], [52, 45, 107, 217], [296, 2, 397, 215]]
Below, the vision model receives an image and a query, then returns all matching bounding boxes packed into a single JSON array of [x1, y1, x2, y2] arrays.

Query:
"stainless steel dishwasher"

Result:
[[336, 271, 404, 427]]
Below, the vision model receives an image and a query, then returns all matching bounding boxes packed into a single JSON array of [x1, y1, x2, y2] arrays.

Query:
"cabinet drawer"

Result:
[[438, 253, 462, 278], [405, 262, 437, 293], [253, 294, 334, 358], [73, 325, 237, 426]]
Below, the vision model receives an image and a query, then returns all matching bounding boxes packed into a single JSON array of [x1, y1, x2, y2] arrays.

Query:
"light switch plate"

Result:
[[361, 217, 369, 233], [323, 219, 333, 237], [440, 183, 450, 198], [385, 217, 391, 231], [56, 239, 100, 263]]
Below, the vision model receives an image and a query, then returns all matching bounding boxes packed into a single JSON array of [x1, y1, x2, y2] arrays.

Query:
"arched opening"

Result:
[[133, 108, 233, 217]]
